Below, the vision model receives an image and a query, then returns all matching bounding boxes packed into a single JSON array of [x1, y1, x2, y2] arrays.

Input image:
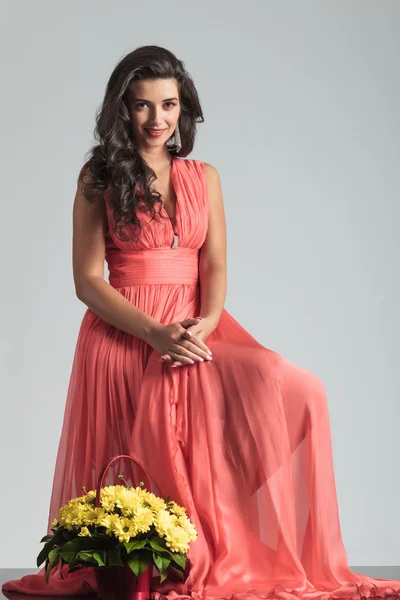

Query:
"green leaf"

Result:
[[93, 551, 106, 567], [126, 550, 152, 577], [126, 553, 139, 577], [170, 551, 187, 569], [106, 549, 124, 567], [148, 538, 175, 559], [37, 529, 66, 568], [124, 538, 147, 553], [38, 540, 55, 569], [152, 552, 170, 573], [57, 537, 102, 563], [59, 557, 66, 580], [44, 549, 60, 583], [75, 551, 98, 565]]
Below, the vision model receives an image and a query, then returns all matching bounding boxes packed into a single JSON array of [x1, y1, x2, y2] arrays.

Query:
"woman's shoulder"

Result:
[[197, 160, 220, 184], [181, 157, 219, 178]]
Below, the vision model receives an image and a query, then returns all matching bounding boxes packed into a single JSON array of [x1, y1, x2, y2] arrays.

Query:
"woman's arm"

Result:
[[72, 168, 160, 342], [198, 162, 227, 335]]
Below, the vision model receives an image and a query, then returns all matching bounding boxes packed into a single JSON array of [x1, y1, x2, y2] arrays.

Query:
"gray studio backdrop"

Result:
[[1, 0, 399, 569]]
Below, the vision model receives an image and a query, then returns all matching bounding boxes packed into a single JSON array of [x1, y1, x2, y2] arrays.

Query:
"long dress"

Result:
[[3, 157, 400, 600]]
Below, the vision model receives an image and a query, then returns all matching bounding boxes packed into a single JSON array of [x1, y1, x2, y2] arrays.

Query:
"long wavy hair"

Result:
[[79, 45, 204, 242]]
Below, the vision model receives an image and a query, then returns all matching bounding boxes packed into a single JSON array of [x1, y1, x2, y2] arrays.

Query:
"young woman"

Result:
[[3, 45, 400, 600]]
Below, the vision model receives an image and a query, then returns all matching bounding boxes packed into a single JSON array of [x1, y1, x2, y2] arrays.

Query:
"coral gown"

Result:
[[3, 157, 400, 600]]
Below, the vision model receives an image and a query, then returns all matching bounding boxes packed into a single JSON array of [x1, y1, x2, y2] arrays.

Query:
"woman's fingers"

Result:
[[165, 351, 196, 366], [161, 355, 184, 367], [180, 317, 202, 329], [174, 338, 212, 361], [170, 343, 208, 363], [182, 331, 212, 356]]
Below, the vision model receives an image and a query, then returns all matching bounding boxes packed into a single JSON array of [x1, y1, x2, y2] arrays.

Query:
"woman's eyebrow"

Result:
[[133, 97, 178, 102]]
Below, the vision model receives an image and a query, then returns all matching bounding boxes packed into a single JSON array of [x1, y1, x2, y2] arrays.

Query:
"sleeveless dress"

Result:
[[3, 157, 400, 600]]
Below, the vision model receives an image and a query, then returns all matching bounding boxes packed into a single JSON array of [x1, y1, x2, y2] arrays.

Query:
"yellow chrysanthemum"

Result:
[[97, 512, 124, 535], [115, 487, 142, 517], [82, 506, 108, 526], [153, 508, 175, 538], [135, 485, 149, 497], [52, 484, 197, 552], [175, 515, 198, 541], [78, 526, 91, 537], [165, 524, 191, 554], [58, 503, 86, 528], [143, 491, 168, 512], [112, 516, 138, 543], [168, 501, 187, 517], [84, 490, 97, 502], [132, 506, 154, 533]]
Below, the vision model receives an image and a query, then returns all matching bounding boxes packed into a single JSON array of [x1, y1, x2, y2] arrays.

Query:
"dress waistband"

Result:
[[106, 247, 200, 287]]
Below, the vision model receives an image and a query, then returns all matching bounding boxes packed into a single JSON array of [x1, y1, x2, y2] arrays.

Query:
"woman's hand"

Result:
[[147, 317, 213, 366], [160, 317, 214, 367]]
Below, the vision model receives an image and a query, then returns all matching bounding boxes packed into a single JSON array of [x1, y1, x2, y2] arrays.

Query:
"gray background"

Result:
[[1, 0, 399, 569]]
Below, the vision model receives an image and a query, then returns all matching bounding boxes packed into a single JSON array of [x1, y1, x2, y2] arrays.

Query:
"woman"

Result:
[[3, 45, 400, 600]]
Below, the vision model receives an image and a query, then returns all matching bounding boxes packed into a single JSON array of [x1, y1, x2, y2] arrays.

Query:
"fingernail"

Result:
[[198, 357, 204, 362], [208, 350, 212, 355], [186, 331, 192, 337]]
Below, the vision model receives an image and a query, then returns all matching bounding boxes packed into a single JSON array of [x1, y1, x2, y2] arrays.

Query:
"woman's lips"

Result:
[[145, 128, 167, 137]]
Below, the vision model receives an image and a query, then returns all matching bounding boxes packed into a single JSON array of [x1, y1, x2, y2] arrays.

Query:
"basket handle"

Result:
[[95, 454, 153, 508]]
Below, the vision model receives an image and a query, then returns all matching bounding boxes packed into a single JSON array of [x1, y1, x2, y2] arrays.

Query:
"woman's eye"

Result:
[[135, 102, 175, 109]]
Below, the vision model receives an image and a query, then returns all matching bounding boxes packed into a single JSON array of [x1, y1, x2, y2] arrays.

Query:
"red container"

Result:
[[95, 561, 153, 600], [94, 454, 154, 600]]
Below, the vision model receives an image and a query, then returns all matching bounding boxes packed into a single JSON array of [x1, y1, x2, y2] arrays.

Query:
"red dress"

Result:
[[3, 157, 400, 600]]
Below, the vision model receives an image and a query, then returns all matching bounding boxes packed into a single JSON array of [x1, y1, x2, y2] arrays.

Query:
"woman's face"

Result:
[[129, 78, 181, 150]]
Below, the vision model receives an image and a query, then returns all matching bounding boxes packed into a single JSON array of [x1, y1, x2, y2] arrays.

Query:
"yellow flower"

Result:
[[98, 485, 124, 511], [78, 526, 91, 537], [52, 484, 197, 551], [153, 508, 175, 538], [168, 501, 187, 517], [112, 517, 138, 543], [132, 506, 154, 533], [144, 491, 168, 512], [82, 506, 107, 526], [165, 525, 190, 554], [176, 515, 198, 541], [115, 487, 142, 517], [58, 503, 86, 528], [84, 490, 97, 502], [97, 513, 123, 535]]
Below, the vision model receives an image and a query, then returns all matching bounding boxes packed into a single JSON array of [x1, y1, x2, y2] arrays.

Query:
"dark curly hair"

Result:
[[78, 45, 204, 242]]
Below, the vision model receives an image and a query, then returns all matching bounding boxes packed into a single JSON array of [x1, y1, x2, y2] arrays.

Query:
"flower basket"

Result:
[[37, 453, 198, 600]]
